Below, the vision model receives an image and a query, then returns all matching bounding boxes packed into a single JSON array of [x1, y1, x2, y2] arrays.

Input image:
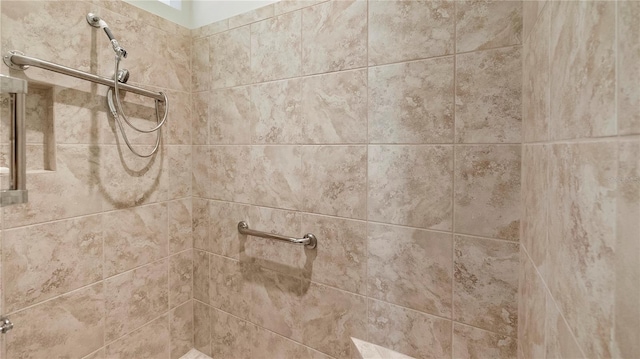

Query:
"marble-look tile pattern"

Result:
[[5, 284, 103, 359], [549, 1, 615, 140], [275, 0, 328, 15], [368, 145, 453, 230], [368, 223, 452, 316], [193, 300, 212, 356], [521, 145, 548, 275], [522, 5, 549, 143], [617, 1, 640, 135], [368, 58, 454, 144], [170, 301, 194, 359], [455, 145, 521, 241], [229, 4, 275, 28], [518, 249, 546, 359], [251, 11, 302, 82], [368, 0, 454, 65], [209, 200, 252, 259], [547, 142, 617, 358], [169, 250, 193, 308], [105, 260, 169, 342], [210, 26, 251, 89], [168, 146, 192, 200], [522, 0, 546, 41], [368, 299, 452, 359], [209, 254, 253, 318], [103, 203, 168, 276], [210, 145, 251, 202], [251, 146, 302, 210], [251, 79, 303, 144], [192, 19, 228, 38], [169, 198, 193, 253], [456, 0, 522, 53], [301, 0, 367, 75], [105, 315, 170, 359], [456, 46, 522, 143], [544, 293, 584, 359], [192, 91, 209, 145], [193, 250, 210, 304], [300, 70, 367, 144], [3, 215, 102, 312], [192, 36, 210, 92], [210, 86, 253, 144], [453, 323, 517, 359], [454, 235, 519, 336], [301, 146, 367, 219]]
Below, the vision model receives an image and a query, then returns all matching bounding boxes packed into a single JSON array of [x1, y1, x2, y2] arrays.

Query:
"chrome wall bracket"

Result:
[[0, 317, 13, 334], [3, 50, 29, 71]]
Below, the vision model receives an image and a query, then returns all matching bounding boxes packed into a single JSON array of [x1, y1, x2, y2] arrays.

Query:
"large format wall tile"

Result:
[[3, 215, 102, 312], [456, 46, 522, 143], [209, 200, 253, 259], [368, 145, 453, 230], [193, 300, 212, 356], [210, 25, 251, 89], [455, 145, 521, 241], [210, 87, 253, 144], [368, 57, 454, 144], [549, 1, 615, 140], [368, 223, 452, 316], [105, 315, 170, 359], [168, 146, 192, 200], [210, 145, 251, 202], [521, 145, 548, 275], [251, 79, 303, 144], [547, 142, 617, 358], [251, 146, 302, 210], [301, 0, 367, 75], [368, 0, 454, 65], [169, 250, 193, 308], [5, 284, 104, 359], [170, 301, 194, 359], [518, 249, 546, 359], [251, 11, 302, 82], [453, 323, 517, 359], [301, 145, 367, 219], [544, 293, 584, 359], [456, 0, 522, 53], [454, 235, 519, 336], [193, 250, 210, 304], [368, 299, 452, 359], [522, 5, 549, 143], [168, 198, 192, 253], [103, 203, 168, 276], [300, 70, 367, 144], [617, 1, 640, 135], [105, 260, 169, 342], [192, 36, 210, 92]]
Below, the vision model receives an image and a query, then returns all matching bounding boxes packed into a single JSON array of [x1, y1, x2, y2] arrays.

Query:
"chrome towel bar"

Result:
[[237, 221, 317, 249]]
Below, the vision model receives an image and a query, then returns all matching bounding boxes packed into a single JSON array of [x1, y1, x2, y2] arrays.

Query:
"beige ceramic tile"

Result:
[[251, 79, 303, 144], [548, 142, 617, 358], [5, 284, 104, 359], [368, 0, 454, 65], [455, 46, 522, 143], [208, 254, 254, 318], [170, 301, 194, 359], [52, 84, 110, 145], [170, 250, 193, 308], [191, 146, 211, 198], [251, 146, 302, 210], [229, 4, 275, 28], [192, 91, 209, 145], [169, 198, 192, 253], [544, 293, 584, 359], [276, 0, 329, 15], [210, 307, 256, 359], [301, 0, 367, 75], [518, 248, 546, 359], [163, 33, 191, 92], [454, 235, 519, 336], [193, 250, 210, 304], [82, 348, 105, 359], [455, 145, 521, 241], [3, 145, 102, 228], [251, 11, 302, 82], [301, 146, 366, 219], [618, 1, 640, 135], [298, 213, 367, 294], [103, 203, 168, 276], [210, 26, 251, 89], [549, 1, 615, 140], [104, 260, 169, 342], [192, 36, 210, 92], [209, 86, 253, 144], [210, 146, 251, 202], [456, 0, 522, 53], [368, 145, 453, 230], [193, 300, 212, 356], [3, 215, 102, 312], [168, 145, 192, 200], [251, 323, 333, 359], [522, 5, 549, 143], [520, 145, 548, 275], [192, 19, 229, 38], [368, 299, 452, 359], [192, 198, 211, 252], [453, 323, 517, 359], [369, 57, 454, 144], [166, 91, 192, 145], [300, 69, 367, 144], [105, 315, 170, 359], [209, 200, 253, 259], [522, 0, 546, 42], [368, 223, 452, 316]]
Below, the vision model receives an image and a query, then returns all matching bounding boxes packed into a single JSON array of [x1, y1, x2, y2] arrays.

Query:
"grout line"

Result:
[[364, 0, 370, 344], [451, 2, 457, 355]]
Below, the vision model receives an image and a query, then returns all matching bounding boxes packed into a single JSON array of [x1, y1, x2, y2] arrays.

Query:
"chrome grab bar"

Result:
[[3, 51, 165, 102], [0, 74, 28, 206], [237, 221, 317, 249]]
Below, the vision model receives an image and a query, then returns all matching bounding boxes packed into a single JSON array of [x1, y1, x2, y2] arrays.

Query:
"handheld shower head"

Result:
[[86, 13, 127, 58]]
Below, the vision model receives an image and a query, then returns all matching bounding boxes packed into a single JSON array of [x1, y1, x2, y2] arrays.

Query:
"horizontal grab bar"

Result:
[[237, 221, 317, 249], [3, 51, 165, 102]]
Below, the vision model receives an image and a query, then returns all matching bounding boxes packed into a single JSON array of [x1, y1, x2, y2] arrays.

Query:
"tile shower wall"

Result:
[[519, 1, 639, 359], [0, 1, 193, 358], [192, 1, 522, 358]]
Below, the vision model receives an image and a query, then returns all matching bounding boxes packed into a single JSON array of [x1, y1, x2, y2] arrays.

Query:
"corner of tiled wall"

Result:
[[519, 1, 640, 358]]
